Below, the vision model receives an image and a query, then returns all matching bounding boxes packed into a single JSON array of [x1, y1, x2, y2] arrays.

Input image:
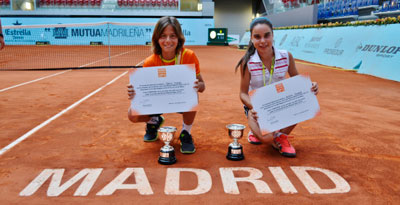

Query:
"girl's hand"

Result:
[[194, 79, 205, 93], [249, 109, 259, 121], [311, 82, 319, 95], [127, 84, 135, 100]]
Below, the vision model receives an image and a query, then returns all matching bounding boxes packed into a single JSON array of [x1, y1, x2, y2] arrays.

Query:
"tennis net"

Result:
[[0, 21, 155, 70]]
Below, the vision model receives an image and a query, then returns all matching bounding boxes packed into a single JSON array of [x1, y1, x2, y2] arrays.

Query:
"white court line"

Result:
[[0, 50, 137, 93], [0, 71, 128, 156], [0, 70, 70, 93]]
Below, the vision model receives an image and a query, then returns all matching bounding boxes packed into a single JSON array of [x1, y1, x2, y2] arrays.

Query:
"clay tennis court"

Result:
[[0, 45, 399, 204]]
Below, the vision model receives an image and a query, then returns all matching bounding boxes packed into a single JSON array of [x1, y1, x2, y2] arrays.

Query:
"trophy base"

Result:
[[158, 150, 177, 165], [226, 146, 244, 161]]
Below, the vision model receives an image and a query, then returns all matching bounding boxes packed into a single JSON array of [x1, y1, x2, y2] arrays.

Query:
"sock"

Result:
[[182, 122, 193, 134], [274, 132, 283, 138], [147, 116, 160, 124]]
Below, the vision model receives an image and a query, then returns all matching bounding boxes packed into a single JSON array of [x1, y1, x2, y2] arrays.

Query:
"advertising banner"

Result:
[[2, 17, 214, 45], [274, 25, 400, 82]]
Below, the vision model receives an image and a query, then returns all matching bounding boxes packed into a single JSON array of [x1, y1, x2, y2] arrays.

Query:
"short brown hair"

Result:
[[152, 16, 185, 55]]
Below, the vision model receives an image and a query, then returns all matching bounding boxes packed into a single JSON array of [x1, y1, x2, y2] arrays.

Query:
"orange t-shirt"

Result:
[[143, 48, 201, 75]]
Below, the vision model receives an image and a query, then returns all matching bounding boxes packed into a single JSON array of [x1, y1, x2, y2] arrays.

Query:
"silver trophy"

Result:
[[158, 126, 177, 165], [226, 124, 246, 161]]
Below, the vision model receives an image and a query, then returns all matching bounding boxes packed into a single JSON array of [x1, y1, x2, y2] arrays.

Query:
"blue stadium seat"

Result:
[[351, 0, 357, 7], [318, 10, 323, 19], [336, 7, 343, 16], [317, 4, 324, 19], [339, 1, 346, 16], [351, 4, 358, 14], [381, 0, 390, 11], [357, 0, 363, 7], [345, 0, 351, 15], [389, 0, 398, 10], [361, 0, 367, 6], [327, 7, 332, 17]]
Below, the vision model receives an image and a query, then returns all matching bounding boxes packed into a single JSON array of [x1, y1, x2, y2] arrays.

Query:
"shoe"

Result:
[[143, 115, 164, 142], [272, 134, 296, 158], [247, 131, 262, 145], [179, 130, 196, 154]]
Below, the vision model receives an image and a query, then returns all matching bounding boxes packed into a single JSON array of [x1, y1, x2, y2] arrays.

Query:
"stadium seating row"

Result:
[[319, 0, 400, 20], [117, 0, 179, 8], [281, 0, 320, 9], [379, 0, 400, 12], [0, 0, 10, 7], [318, 0, 381, 19], [36, 0, 180, 8], [38, 0, 103, 7]]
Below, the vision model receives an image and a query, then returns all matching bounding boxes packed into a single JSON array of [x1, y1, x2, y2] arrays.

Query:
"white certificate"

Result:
[[129, 64, 198, 115], [250, 75, 320, 134]]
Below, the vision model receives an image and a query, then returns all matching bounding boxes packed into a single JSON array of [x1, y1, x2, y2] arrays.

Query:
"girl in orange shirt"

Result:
[[127, 16, 205, 154]]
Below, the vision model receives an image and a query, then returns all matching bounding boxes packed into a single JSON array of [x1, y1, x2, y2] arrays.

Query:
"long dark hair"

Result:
[[152, 16, 185, 55], [235, 17, 273, 75]]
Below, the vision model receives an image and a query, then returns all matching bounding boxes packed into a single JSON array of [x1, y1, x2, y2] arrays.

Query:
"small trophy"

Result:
[[158, 126, 177, 165], [226, 124, 246, 161]]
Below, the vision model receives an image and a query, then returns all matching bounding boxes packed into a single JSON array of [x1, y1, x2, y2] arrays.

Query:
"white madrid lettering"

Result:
[[19, 168, 102, 197], [219, 167, 272, 194], [291, 166, 351, 194], [97, 168, 153, 195], [20, 166, 350, 196], [269, 167, 297, 194], [165, 168, 212, 195]]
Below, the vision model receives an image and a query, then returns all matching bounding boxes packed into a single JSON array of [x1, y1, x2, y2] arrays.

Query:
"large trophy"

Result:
[[226, 124, 246, 161], [158, 126, 177, 165]]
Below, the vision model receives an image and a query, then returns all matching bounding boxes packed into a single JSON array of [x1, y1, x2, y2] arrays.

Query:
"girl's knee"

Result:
[[182, 111, 197, 118], [127, 109, 140, 122], [128, 114, 139, 123]]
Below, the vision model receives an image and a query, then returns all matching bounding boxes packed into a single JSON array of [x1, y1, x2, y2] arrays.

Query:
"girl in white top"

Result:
[[236, 17, 318, 158]]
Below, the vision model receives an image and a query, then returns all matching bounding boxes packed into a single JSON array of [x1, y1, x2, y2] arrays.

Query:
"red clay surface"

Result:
[[0, 46, 399, 204]]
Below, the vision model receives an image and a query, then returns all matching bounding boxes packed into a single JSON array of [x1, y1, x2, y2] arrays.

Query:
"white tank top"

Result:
[[247, 47, 289, 91]]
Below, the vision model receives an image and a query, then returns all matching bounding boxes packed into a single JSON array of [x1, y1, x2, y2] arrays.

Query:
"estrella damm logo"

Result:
[[158, 68, 167, 78]]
